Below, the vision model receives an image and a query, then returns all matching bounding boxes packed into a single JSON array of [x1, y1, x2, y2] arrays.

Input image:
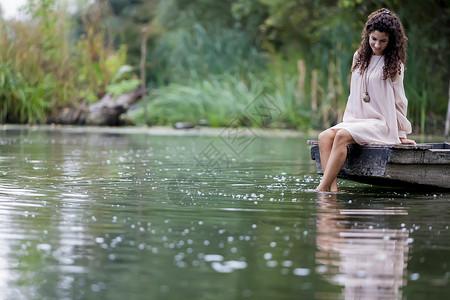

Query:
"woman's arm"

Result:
[[391, 64, 414, 143]]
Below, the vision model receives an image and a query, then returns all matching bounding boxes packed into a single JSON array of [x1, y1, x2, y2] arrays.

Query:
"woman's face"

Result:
[[369, 30, 389, 56]]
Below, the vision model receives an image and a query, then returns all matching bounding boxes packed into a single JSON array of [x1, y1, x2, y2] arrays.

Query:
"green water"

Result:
[[0, 126, 448, 300]]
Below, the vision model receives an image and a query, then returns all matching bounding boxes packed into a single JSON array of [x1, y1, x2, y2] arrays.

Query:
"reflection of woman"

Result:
[[317, 9, 415, 192], [315, 193, 410, 299]]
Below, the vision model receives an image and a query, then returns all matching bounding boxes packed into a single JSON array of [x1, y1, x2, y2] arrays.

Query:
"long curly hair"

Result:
[[351, 8, 407, 80]]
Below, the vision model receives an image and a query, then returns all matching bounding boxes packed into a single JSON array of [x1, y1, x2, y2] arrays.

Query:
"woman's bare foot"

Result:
[[400, 138, 416, 145], [316, 179, 338, 192]]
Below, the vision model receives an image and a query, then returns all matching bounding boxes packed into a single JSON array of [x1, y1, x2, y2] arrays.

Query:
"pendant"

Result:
[[363, 92, 370, 102]]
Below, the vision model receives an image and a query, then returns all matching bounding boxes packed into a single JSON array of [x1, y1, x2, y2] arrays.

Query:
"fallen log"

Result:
[[48, 89, 145, 126]]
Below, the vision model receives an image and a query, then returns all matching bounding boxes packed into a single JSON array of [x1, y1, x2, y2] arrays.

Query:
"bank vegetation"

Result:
[[0, 0, 448, 135]]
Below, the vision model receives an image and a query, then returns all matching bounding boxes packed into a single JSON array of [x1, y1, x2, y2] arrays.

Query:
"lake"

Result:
[[0, 125, 449, 299]]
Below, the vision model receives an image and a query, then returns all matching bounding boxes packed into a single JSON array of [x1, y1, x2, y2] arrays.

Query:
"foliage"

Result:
[[0, 0, 133, 123], [151, 23, 267, 85], [128, 71, 313, 130], [130, 74, 263, 127], [106, 79, 140, 97], [0, 0, 448, 134], [104, 0, 159, 68], [155, 0, 238, 29], [0, 62, 53, 123], [0, 0, 67, 123], [73, 2, 130, 103]]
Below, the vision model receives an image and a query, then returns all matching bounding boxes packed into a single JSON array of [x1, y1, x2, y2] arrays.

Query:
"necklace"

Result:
[[362, 55, 383, 103]]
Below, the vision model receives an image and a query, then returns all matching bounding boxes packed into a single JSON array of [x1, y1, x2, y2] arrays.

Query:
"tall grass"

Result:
[[0, 0, 130, 123], [130, 74, 264, 127], [128, 69, 321, 130], [0, 61, 52, 123]]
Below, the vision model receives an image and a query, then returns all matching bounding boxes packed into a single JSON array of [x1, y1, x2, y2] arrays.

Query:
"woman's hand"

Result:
[[400, 137, 416, 145]]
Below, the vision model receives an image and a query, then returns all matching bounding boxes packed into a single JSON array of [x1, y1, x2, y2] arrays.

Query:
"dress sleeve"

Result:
[[352, 51, 358, 68], [390, 64, 412, 138]]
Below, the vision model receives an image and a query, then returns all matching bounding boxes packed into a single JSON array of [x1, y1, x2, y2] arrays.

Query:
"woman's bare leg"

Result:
[[316, 129, 355, 192], [317, 129, 338, 191]]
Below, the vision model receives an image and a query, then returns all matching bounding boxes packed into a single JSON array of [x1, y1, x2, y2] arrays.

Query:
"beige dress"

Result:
[[331, 52, 412, 145]]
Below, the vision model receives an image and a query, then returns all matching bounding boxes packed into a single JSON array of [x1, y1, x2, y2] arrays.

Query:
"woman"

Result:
[[316, 8, 416, 192]]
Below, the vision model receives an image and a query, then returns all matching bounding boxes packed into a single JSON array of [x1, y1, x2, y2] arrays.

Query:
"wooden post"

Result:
[[311, 69, 318, 111], [140, 27, 149, 126], [445, 80, 450, 139], [297, 60, 305, 108]]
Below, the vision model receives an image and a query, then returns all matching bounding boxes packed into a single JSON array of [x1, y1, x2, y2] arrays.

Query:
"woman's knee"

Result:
[[334, 129, 355, 146], [318, 129, 336, 144]]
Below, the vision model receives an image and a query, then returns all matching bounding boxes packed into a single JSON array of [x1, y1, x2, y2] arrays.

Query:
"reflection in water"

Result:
[[315, 193, 410, 299]]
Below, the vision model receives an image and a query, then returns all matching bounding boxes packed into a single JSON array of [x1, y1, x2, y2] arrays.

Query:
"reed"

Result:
[[129, 74, 263, 127], [128, 68, 320, 130], [0, 0, 130, 123]]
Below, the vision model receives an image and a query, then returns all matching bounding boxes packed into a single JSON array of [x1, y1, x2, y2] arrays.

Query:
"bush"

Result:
[[127, 71, 314, 130]]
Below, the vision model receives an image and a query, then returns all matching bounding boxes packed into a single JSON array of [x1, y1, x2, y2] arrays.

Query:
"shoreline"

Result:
[[0, 124, 314, 138], [0, 124, 440, 142]]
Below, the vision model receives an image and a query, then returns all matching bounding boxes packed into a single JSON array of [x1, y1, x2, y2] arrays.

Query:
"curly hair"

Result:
[[351, 8, 407, 80]]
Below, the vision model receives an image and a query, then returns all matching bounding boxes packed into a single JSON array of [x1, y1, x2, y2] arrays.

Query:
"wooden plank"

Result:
[[389, 148, 450, 164], [308, 140, 434, 150], [363, 143, 432, 149], [390, 143, 433, 149], [384, 164, 450, 189]]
